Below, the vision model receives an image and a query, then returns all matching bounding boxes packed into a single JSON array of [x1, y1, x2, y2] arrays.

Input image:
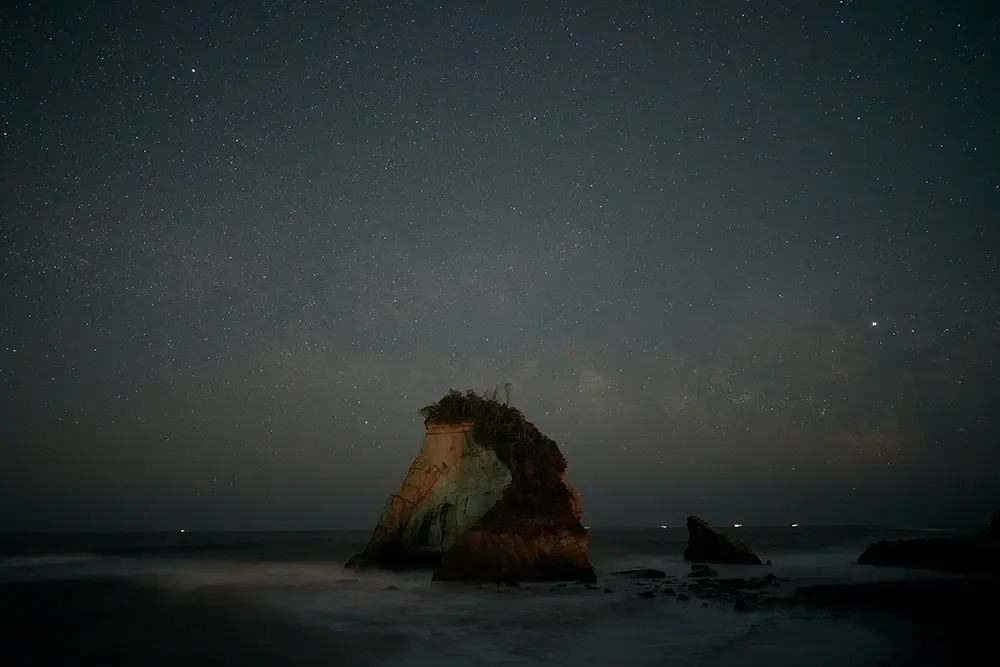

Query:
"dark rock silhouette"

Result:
[[683, 516, 763, 564], [857, 511, 1000, 574], [612, 568, 667, 579], [857, 536, 1000, 574]]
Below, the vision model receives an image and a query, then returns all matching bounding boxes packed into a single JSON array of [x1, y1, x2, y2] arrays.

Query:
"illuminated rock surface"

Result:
[[346, 390, 595, 583]]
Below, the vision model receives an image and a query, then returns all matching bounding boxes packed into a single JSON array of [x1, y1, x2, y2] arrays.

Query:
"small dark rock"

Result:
[[660, 587, 676, 596], [702, 602, 710, 607], [604, 587, 613, 593], [687, 567, 718, 578], [383, 584, 399, 591], [638, 589, 656, 598], [613, 568, 667, 579], [734, 598, 753, 613], [766, 559, 773, 565], [678, 593, 691, 601]]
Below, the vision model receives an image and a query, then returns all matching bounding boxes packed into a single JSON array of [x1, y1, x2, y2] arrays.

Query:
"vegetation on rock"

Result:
[[418, 388, 578, 531]]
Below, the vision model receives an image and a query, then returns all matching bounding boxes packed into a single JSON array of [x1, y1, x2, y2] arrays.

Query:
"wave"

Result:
[[0, 553, 103, 568], [888, 527, 961, 533], [92, 541, 262, 556]]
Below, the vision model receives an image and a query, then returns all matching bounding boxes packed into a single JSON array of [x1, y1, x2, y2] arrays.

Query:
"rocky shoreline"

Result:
[[518, 564, 998, 666], [783, 577, 1000, 666], [604, 564, 785, 611]]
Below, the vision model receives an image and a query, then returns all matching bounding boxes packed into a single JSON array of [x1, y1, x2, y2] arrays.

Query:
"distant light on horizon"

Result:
[[733, 523, 742, 528], [791, 523, 799, 527], [660, 525, 668, 529]]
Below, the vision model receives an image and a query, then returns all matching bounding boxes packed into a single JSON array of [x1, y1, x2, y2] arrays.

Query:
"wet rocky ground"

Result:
[[602, 564, 787, 612]]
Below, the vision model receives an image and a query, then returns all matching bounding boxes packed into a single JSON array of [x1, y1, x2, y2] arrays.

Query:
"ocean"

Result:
[[0, 526, 976, 666]]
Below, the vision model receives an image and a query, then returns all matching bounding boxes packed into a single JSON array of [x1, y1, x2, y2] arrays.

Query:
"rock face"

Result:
[[683, 516, 762, 565], [346, 390, 596, 583], [344, 421, 510, 569]]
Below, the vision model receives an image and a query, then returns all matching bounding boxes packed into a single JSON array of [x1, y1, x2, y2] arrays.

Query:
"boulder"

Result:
[[683, 516, 763, 565], [346, 389, 596, 583], [687, 565, 718, 578]]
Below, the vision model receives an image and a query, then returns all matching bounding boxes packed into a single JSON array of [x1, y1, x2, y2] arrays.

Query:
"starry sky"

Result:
[[2, 1, 998, 531]]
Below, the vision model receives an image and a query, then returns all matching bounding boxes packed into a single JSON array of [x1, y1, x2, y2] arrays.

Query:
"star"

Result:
[[1, 0, 996, 533]]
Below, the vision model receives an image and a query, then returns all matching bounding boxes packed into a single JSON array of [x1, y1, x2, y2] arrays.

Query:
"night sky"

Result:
[[2, 1, 998, 531]]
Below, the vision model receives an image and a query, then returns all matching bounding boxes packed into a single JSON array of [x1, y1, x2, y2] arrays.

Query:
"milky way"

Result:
[[2, 2, 998, 530]]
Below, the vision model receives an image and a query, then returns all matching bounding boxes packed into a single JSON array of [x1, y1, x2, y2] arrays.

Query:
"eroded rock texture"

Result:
[[346, 391, 595, 583]]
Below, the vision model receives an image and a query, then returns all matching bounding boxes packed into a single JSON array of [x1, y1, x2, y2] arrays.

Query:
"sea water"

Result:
[[0, 527, 961, 666]]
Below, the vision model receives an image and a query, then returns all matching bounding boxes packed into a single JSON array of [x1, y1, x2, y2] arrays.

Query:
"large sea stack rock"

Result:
[[684, 516, 762, 565], [345, 389, 596, 583], [858, 512, 1000, 574]]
